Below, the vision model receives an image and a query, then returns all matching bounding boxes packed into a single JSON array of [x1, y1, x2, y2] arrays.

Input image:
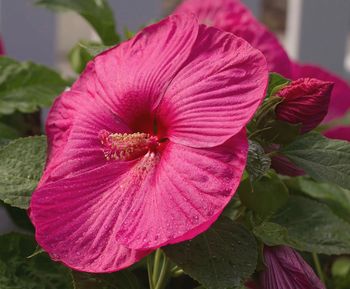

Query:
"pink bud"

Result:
[[271, 155, 305, 177], [260, 246, 325, 289], [276, 78, 334, 133]]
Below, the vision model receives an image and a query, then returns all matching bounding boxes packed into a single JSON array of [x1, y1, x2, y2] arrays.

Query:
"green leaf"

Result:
[[69, 41, 112, 73], [294, 178, 350, 223], [79, 42, 112, 57], [253, 222, 298, 247], [0, 57, 68, 115], [72, 270, 141, 289], [222, 197, 243, 221], [267, 73, 290, 97], [259, 120, 301, 145], [249, 96, 300, 146], [0, 136, 47, 209], [69, 42, 94, 74], [0, 139, 10, 147], [0, 233, 71, 289], [36, 0, 119, 45], [164, 218, 257, 289], [239, 173, 289, 218], [123, 27, 136, 40], [282, 132, 350, 190], [0, 122, 20, 140], [254, 196, 350, 255]]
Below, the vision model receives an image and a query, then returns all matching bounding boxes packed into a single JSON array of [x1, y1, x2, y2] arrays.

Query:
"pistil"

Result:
[[99, 129, 159, 161]]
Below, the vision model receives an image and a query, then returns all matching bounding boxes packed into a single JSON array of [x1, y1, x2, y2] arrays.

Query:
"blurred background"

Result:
[[2, 0, 350, 77], [1, 0, 350, 231]]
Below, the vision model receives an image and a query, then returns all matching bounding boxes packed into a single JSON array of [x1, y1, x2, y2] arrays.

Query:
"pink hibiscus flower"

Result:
[[324, 126, 350, 142], [176, 0, 293, 78], [0, 37, 5, 55], [29, 14, 268, 272], [176, 0, 350, 141]]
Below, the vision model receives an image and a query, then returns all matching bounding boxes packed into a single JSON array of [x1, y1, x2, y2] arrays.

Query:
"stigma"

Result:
[[99, 130, 159, 161]]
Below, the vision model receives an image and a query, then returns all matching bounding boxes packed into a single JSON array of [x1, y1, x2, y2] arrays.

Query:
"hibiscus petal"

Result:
[[45, 62, 103, 167], [41, 99, 131, 185], [292, 63, 350, 123], [115, 130, 248, 249], [30, 163, 150, 273], [34, 70, 149, 271], [31, 131, 247, 258], [324, 126, 350, 142], [176, 0, 292, 77], [158, 25, 268, 148], [92, 13, 199, 132]]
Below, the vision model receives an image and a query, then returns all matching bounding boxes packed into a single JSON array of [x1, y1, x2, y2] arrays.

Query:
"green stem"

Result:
[[154, 255, 170, 289], [170, 265, 179, 273], [172, 269, 184, 278], [248, 126, 272, 139], [265, 151, 278, 158], [254, 96, 282, 129], [236, 205, 246, 220], [312, 252, 326, 285], [152, 249, 162, 285], [147, 256, 154, 289]]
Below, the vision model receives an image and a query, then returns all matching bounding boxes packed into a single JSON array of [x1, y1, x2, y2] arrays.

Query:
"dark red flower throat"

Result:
[[99, 113, 167, 161]]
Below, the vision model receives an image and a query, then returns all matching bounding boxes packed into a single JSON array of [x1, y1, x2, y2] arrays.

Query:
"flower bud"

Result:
[[271, 155, 305, 177], [276, 78, 334, 133], [247, 141, 271, 181], [260, 246, 325, 289]]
